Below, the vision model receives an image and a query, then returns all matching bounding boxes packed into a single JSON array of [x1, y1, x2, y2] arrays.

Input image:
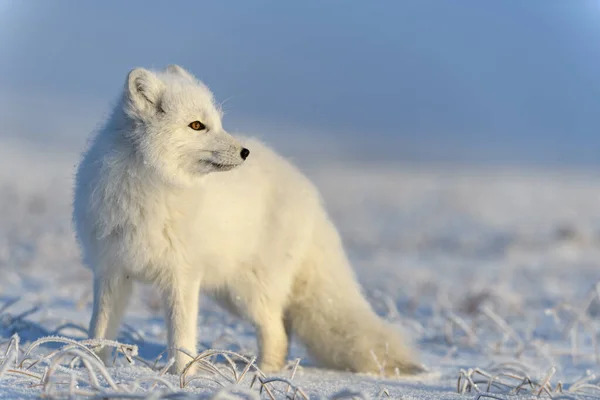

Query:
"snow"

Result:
[[1, 142, 600, 399]]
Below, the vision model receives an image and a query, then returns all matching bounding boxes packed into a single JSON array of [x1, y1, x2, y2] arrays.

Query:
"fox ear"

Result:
[[165, 64, 196, 82], [126, 68, 164, 111]]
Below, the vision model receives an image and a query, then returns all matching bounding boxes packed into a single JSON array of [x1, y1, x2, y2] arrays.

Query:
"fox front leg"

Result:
[[89, 272, 133, 365], [162, 278, 201, 375]]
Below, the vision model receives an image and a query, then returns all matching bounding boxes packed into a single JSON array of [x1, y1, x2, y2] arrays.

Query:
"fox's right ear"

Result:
[[165, 64, 196, 82], [126, 68, 164, 112]]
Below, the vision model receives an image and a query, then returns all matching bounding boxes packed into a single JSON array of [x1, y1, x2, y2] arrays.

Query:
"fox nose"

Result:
[[240, 148, 250, 160]]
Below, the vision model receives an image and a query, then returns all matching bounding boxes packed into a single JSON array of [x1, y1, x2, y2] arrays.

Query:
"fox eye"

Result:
[[188, 121, 206, 131]]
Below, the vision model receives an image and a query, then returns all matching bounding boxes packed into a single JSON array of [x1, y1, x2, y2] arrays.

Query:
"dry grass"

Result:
[[453, 281, 600, 399], [0, 296, 383, 400], [0, 332, 314, 399]]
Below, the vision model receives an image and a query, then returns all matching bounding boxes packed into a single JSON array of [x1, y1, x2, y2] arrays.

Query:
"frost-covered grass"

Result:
[[1, 143, 600, 399]]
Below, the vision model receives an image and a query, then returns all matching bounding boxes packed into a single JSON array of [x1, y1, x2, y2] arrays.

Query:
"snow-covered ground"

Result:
[[1, 140, 600, 399]]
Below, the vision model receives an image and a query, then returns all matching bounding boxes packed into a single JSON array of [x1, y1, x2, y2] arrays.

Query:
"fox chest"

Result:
[[105, 193, 260, 285], [112, 204, 202, 281]]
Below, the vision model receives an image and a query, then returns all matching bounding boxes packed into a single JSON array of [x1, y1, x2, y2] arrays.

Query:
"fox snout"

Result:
[[200, 139, 250, 173], [240, 148, 250, 160], [202, 130, 250, 171]]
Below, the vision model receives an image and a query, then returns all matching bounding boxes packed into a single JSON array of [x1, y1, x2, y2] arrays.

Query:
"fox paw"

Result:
[[258, 360, 285, 374]]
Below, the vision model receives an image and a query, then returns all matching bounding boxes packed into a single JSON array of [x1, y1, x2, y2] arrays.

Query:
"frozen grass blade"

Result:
[[236, 356, 256, 385], [536, 366, 555, 397], [479, 306, 524, 353]]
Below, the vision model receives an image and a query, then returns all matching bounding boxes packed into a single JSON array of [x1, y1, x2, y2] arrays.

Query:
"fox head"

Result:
[[121, 65, 248, 185]]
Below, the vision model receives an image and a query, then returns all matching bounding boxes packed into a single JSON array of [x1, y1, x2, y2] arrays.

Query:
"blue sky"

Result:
[[1, 0, 599, 165]]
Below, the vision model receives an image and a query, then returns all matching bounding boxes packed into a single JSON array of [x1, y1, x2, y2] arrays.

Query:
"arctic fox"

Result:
[[73, 65, 422, 376]]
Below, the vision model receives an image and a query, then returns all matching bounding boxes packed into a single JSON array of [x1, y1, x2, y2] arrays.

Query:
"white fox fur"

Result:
[[73, 65, 422, 376]]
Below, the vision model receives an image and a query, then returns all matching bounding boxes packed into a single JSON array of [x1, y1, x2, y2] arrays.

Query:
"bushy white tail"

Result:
[[287, 217, 423, 376]]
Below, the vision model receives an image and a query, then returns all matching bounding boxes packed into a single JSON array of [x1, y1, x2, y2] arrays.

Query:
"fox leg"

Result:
[[254, 308, 288, 373], [214, 288, 289, 371], [163, 277, 201, 375], [89, 272, 133, 365], [237, 289, 289, 372]]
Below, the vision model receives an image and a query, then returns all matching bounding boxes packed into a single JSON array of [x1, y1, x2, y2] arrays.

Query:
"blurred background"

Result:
[[1, 0, 599, 166]]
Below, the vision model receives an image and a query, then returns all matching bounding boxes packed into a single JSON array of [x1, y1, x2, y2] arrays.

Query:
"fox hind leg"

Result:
[[255, 311, 288, 373], [239, 291, 289, 373]]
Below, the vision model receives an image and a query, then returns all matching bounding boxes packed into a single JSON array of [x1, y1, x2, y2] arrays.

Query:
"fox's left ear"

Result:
[[126, 68, 164, 112], [165, 64, 196, 82]]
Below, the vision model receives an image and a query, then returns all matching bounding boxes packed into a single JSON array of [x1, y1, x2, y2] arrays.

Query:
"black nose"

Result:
[[240, 148, 250, 160]]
